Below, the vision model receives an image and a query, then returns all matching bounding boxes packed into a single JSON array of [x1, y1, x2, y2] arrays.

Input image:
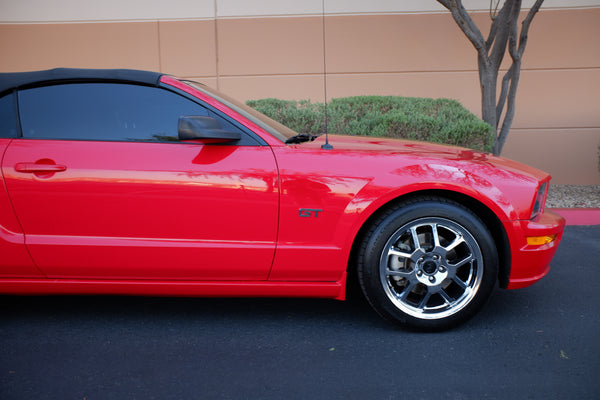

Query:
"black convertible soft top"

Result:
[[0, 68, 163, 94]]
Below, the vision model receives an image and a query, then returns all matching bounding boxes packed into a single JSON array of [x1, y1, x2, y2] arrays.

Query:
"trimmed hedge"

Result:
[[246, 96, 495, 152]]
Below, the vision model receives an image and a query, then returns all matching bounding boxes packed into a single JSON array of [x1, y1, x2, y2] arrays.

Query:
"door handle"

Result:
[[15, 163, 67, 173], [14, 159, 67, 179]]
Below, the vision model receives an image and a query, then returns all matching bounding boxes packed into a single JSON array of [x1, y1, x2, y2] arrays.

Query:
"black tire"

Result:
[[357, 197, 498, 331]]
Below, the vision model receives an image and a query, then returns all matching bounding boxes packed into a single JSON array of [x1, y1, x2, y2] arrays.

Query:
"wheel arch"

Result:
[[348, 189, 511, 291]]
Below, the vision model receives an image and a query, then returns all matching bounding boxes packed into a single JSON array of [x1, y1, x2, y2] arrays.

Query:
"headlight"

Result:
[[530, 182, 548, 220]]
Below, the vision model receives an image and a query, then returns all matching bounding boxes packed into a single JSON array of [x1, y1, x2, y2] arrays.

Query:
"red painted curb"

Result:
[[549, 208, 600, 226]]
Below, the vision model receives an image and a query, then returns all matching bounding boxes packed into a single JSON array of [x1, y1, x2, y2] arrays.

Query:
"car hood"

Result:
[[305, 134, 549, 182]]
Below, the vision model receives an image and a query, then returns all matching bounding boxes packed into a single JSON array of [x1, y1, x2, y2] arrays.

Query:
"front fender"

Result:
[[344, 163, 520, 242]]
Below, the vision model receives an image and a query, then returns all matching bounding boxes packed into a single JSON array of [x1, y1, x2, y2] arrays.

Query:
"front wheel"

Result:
[[357, 197, 498, 330]]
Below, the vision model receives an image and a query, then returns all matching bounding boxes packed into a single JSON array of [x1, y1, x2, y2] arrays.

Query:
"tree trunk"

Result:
[[478, 61, 498, 132]]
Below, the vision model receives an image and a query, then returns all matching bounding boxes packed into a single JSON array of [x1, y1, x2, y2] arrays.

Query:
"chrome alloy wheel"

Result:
[[379, 217, 484, 320]]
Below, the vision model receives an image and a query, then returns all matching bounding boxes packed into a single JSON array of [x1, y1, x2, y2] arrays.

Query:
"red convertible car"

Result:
[[0, 68, 564, 330]]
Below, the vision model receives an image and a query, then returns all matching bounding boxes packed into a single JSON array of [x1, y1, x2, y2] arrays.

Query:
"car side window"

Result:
[[17, 83, 252, 144], [0, 93, 18, 138]]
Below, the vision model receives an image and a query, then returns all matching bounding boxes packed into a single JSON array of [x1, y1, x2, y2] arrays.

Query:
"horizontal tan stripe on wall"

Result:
[[158, 20, 217, 77], [0, 22, 161, 72], [503, 128, 600, 185], [217, 17, 324, 76], [2, 9, 598, 75], [322, 9, 600, 73]]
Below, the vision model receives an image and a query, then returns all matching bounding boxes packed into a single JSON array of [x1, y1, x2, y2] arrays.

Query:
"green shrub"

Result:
[[246, 96, 495, 152]]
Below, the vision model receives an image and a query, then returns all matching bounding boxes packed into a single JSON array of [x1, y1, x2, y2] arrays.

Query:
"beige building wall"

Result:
[[1, 1, 598, 184]]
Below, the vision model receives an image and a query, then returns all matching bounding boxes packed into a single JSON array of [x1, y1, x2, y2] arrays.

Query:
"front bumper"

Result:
[[505, 210, 566, 289]]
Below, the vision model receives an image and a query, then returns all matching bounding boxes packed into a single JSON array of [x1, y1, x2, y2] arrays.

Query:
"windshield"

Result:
[[185, 81, 298, 142]]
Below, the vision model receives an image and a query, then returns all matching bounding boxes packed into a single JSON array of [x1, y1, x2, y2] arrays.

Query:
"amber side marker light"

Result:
[[526, 234, 557, 246]]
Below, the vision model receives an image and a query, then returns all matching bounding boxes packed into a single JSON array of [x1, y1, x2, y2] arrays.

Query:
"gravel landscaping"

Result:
[[547, 185, 600, 208]]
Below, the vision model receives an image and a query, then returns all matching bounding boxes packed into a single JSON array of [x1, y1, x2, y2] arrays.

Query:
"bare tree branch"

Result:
[[437, 0, 545, 155], [486, 0, 515, 66], [496, 64, 515, 123], [485, 20, 498, 52], [495, 60, 521, 154], [437, 0, 487, 56], [517, 0, 544, 57], [507, 0, 521, 62], [485, 0, 506, 51]]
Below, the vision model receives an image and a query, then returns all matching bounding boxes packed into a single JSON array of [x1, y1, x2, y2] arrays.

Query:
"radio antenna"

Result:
[[321, 0, 333, 150]]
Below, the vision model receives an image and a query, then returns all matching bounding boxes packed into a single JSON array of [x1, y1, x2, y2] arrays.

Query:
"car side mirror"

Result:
[[178, 116, 241, 143]]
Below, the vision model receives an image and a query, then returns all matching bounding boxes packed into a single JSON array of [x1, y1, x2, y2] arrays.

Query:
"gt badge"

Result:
[[299, 208, 323, 218]]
